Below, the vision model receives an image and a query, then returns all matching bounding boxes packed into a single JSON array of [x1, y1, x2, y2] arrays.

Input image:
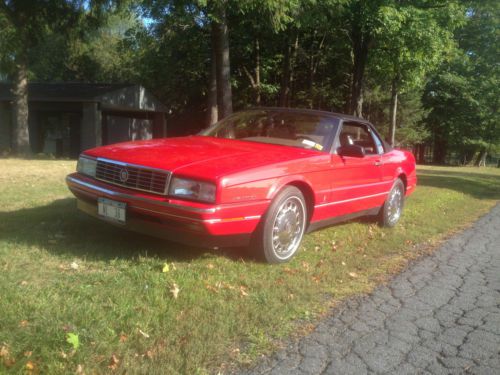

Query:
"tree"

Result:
[[371, 1, 463, 146], [0, 0, 114, 155], [343, 0, 385, 117], [423, 0, 499, 164]]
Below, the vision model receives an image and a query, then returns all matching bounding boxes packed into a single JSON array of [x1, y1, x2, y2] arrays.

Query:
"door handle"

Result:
[[374, 160, 382, 166]]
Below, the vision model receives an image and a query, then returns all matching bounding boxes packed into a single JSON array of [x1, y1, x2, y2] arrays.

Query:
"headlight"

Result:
[[169, 177, 216, 203], [77, 156, 97, 177]]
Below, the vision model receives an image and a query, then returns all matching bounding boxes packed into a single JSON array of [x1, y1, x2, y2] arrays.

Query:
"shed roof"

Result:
[[0, 82, 168, 113]]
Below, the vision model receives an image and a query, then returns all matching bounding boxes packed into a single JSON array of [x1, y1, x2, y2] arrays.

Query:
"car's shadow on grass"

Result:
[[0, 198, 254, 263], [417, 168, 500, 200]]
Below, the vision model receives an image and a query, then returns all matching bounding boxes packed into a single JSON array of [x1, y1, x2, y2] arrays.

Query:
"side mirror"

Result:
[[337, 144, 365, 158]]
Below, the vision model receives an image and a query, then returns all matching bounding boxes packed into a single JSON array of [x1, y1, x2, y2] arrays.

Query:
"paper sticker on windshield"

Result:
[[301, 139, 316, 148], [301, 139, 323, 151]]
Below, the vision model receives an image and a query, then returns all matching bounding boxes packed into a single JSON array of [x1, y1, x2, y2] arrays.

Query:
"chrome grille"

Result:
[[95, 159, 170, 195]]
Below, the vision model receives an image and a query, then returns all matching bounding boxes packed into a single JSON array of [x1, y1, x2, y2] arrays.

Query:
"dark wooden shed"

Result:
[[0, 83, 168, 157]]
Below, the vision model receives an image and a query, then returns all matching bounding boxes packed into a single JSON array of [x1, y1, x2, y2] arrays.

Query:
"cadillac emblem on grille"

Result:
[[119, 168, 129, 182]]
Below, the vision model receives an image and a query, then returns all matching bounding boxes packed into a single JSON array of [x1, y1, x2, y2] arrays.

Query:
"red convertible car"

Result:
[[67, 108, 416, 263]]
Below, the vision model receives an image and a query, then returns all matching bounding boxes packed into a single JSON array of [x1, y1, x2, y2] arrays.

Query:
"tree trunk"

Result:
[[254, 37, 261, 105], [279, 33, 298, 107], [389, 78, 398, 146], [474, 150, 487, 167], [213, 6, 232, 119], [309, 32, 326, 109], [279, 37, 291, 107], [418, 144, 426, 164], [12, 54, 30, 155], [350, 40, 368, 118], [349, 3, 370, 118], [207, 24, 218, 127], [432, 136, 447, 164]]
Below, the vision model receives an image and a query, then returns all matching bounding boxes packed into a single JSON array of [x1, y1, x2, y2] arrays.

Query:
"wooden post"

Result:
[[81, 102, 102, 150]]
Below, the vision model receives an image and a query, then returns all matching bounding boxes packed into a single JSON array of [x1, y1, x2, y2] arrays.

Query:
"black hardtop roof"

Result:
[[245, 107, 373, 125]]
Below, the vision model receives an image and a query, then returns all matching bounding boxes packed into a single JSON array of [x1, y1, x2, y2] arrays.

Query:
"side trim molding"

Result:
[[315, 191, 388, 208], [307, 207, 380, 233]]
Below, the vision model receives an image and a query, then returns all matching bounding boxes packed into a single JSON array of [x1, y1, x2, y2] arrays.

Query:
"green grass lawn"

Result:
[[1, 160, 499, 374]]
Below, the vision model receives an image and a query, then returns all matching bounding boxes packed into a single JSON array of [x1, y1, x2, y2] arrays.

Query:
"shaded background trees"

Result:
[[1, 0, 498, 164]]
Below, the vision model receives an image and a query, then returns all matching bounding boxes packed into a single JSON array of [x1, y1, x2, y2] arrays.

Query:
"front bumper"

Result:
[[66, 173, 269, 248]]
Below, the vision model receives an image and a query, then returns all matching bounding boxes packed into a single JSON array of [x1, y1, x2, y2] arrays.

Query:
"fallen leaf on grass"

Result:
[[107, 354, 120, 370], [66, 333, 80, 350], [275, 278, 285, 285], [170, 283, 180, 299], [0, 344, 15, 367], [119, 334, 127, 343], [24, 351, 32, 358], [341, 261, 346, 266], [25, 361, 35, 371], [348, 272, 358, 278], [205, 283, 219, 293], [76, 364, 84, 374], [138, 329, 150, 338], [239, 286, 249, 297], [206, 263, 215, 269], [19, 280, 28, 286], [314, 245, 321, 251], [283, 267, 298, 275], [70, 262, 79, 270], [162, 263, 170, 273], [301, 261, 311, 272], [19, 320, 29, 327]]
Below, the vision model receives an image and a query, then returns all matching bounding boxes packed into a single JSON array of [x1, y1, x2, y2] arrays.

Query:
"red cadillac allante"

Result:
[[67, 108, 416, 263]]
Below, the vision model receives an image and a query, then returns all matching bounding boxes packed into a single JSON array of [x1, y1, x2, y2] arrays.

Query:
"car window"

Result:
[[338, 123, 378, 155], [370, 128, 385, 154], [201, 110, 337, 151]]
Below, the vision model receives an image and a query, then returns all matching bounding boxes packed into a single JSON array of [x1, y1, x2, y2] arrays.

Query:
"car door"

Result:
[[326, 121, 387, 217]]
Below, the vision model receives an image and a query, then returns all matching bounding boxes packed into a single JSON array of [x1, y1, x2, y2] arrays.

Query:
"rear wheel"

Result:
[[379, 178, 405, 227], [254, 186, 307, 263]]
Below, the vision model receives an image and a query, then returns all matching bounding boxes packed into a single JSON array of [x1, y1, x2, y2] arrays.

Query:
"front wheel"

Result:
[[254, 186, 307, 263], [379, 178, 405, 227]]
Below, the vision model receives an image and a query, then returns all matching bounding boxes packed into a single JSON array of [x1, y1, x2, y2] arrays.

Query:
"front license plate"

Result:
[[98, 198, 126, 223]]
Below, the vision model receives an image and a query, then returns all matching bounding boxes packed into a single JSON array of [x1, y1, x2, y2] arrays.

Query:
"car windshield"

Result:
[[200, 109, 337, 151]]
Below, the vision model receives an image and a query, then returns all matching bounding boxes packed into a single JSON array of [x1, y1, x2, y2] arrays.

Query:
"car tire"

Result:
[[379, 178, 405, 227], [253, 186, 307, 263]]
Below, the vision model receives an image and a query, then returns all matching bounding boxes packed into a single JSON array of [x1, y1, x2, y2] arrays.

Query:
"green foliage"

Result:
[[0, 0, 496, 160], [423, 0, 500, 162]]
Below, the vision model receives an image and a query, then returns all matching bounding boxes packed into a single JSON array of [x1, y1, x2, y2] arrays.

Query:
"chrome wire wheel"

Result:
[[387, 186, 403, 226], [380, 178, 405, 228], [271, 196, 306, 260]]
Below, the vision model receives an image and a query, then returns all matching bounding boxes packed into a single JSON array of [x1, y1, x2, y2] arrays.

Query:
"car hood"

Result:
[[84, 136, 321, 180]]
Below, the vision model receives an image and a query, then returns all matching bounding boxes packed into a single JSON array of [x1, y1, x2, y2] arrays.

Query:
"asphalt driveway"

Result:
[[239, 204, 500, 375]]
